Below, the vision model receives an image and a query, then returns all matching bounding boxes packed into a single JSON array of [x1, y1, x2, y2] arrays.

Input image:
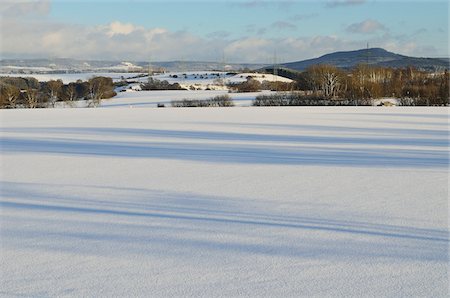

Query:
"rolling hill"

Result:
[[0, 58, 264, 74]]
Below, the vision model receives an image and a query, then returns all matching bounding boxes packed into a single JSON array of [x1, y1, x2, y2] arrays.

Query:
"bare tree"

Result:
[[46, 79, 63, 108], [1, 84, 20, 108], [305, 64, 343, 98], [322, 70, 341, 98], [88, 77, 114, 107], [63, 83, 77, 107], [25, 87, 39, 108]]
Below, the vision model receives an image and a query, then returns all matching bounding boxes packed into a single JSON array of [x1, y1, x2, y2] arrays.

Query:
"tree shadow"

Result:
[[1, 126, 448, 168], [1, 182, 448, 262]]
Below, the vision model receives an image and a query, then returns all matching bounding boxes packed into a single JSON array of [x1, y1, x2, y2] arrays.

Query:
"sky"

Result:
[[0, 0, 448, 63]]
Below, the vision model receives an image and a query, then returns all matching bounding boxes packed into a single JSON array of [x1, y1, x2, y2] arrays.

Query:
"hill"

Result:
[[0, 58, 265, 74], [280, 48, 449, 72]]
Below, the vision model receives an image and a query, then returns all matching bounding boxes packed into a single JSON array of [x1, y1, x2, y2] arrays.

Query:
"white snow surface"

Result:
[[106, 90, 275, 108], [229, 72, 293, 83], [149, 71, 293, 90], [0, 107, 448, 297]]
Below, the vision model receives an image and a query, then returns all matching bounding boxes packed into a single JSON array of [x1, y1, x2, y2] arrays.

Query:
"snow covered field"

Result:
[[0, 71, 291, 87], [0, 107, 448, 297], [106, 90, 274, 108], [150, 71, 292, 88]]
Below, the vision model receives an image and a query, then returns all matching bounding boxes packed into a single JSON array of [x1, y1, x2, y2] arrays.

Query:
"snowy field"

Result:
[[0, 71, 291, 86], [151, 71, 292, 87], [0, 107, 448, 297], [105, 90, 274, 108]]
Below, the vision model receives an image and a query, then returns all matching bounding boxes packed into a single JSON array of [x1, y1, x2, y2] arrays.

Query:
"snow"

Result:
[[105, 90, 275, 107], [0, 107, 448, 297], [229, 72, 293, 83], [96, 62, 143, 72], [149, 71, 293, 90], [0, 71, 292, 87], [373, 97, 400, 106], [0, 66, 55, 72]]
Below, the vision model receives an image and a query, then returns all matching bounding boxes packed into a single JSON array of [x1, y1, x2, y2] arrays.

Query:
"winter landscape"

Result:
[[2, 106, 448, 296], [1, 0, 449, 297]]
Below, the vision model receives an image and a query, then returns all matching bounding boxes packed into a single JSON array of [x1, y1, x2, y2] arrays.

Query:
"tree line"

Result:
[[0, 76, 116, 109], [232, 64, 449, 105], [296, 64, 448, 105]]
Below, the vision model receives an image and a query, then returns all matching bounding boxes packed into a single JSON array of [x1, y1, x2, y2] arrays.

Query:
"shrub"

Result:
[[172, 94, 234, 107], [141, 78, 186, 90], [253, 93, 374, 106], [228, 78, 261, 92]]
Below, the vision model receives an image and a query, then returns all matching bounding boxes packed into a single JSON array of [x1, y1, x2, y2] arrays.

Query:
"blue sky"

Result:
[[1, 0, 448, 62]]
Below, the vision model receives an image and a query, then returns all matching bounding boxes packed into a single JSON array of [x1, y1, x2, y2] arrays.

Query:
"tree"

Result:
[[88, 76, 115, 107], [62, 83, 78, 107], [0, 87, 6, 108], [1, 84, 20, 108], [305, 64, 344, 98], [46, 79, 63, 108], [140, 78, 184, 90], [229, 78, 261, 92], [75, 80, 90, 100], [438, 70, 449, 105], [24, 87, 39, 108]]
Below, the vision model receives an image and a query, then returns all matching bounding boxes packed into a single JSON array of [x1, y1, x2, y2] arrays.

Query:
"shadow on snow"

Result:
[[1, 182, 448, 262], [1, 126, 448, 168]]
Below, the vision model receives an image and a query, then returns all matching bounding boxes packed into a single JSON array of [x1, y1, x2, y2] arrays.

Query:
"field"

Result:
[[0, 107, 448, 296], [105, 90, 274, 108]]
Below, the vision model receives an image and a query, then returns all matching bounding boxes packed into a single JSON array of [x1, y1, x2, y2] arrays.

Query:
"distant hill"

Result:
[[280, 48, 449, 72], [0, 58, 265, 74], [2, 49, 448, 74]]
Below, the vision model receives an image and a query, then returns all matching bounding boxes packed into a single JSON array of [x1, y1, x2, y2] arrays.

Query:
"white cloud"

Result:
[[106, 22, 139, 37], [42, 31, 64, 48], [346, 19, 387, 34], [382, 42, 438, 57], [0, 0, 50, 16], [0, 15, 443, 63], [224, 38, 272, 62]]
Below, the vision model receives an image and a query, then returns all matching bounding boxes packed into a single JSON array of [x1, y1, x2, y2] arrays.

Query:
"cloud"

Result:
[[412, 28, 427, 36], [0, 0, 50, 16], [106, 22, 139, 37], [0, 15, 444, 63], [206, 31, 231, 39], [256, 28, 267, 35], [326, 0, 365, 8], [0, 17, 223, 61], [381, 41, 438, 57], [271, 21, 297, 30], [346, 19, 387, 34], [245, 20, 297, 37], [289, 13, 319, 21], [0, 15, 317, 62]]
